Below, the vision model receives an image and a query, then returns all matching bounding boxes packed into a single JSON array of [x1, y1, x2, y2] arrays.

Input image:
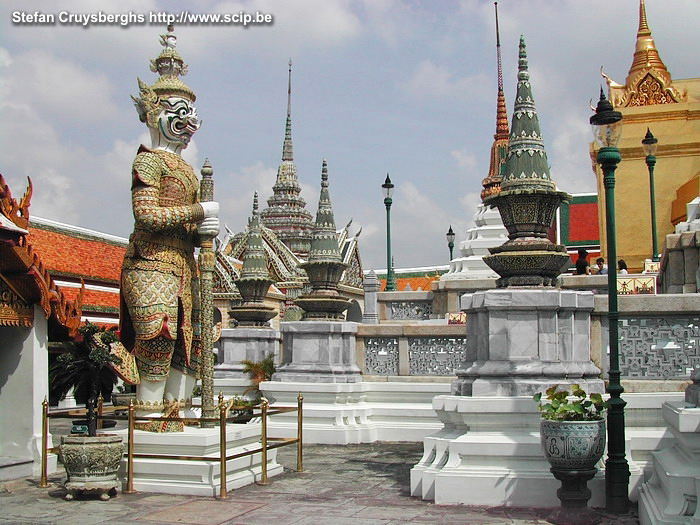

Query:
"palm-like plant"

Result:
[[241, 353, 275, 401], [50, 323, 122, 436]]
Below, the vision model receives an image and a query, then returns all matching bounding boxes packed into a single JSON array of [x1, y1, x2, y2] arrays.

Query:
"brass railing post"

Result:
[[39, 397, 49, 488], [297, 392, 304, 472], [260, 397, 269, 485], [219, 392, 228, 499], [97, 393, 104, 430], [124, 400, 135, 494]]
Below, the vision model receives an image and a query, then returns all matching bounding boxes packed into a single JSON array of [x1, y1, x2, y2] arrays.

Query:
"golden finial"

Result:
[[626, 0, 669, 86], [638, 0, 650, 35]]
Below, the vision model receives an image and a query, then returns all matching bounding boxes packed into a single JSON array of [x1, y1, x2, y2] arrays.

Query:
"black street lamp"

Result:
[[382, 174, 396, 291], [642, 128, 660, 262], [446, 225, 456, 261], [590, 88, 629, 514]]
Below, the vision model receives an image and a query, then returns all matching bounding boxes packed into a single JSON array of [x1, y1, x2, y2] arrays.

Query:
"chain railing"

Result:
[[40, 392, 304, 499]]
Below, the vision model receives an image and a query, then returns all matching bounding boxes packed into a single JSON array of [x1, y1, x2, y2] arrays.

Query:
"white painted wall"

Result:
[[0, 305, 55, 476]]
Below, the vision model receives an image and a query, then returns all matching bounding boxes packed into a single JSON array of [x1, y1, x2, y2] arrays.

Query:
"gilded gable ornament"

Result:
[[604, 0, 687, 108]]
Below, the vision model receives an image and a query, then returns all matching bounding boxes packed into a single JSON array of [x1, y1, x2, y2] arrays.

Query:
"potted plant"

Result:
[[50, 323, 125, 500], [534, 384, 608, 471]]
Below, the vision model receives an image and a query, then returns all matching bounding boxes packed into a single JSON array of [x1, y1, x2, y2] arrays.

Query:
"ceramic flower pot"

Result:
[[540, 419, 606, 470]]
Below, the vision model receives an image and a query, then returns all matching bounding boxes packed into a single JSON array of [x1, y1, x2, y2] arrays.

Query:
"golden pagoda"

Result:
[[592, 0, 700, 271]]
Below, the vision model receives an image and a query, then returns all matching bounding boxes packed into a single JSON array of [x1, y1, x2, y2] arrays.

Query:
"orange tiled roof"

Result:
[[61, 287, 120, 312], [380, 275, 441, 292], [27, 226, 125, 283]]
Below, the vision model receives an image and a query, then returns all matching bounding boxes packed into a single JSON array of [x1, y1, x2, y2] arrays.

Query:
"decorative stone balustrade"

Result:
[[356, 324, 466, 378], [591, 294, 700, 391], [377, 291, 434, 322]]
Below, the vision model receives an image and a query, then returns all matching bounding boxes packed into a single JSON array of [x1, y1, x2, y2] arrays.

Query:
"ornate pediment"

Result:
[[612, 70, 686, 108], [0, 278, 33, 327]]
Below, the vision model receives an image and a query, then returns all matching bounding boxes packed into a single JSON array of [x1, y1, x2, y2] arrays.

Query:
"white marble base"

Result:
[[273, 321, 361, 383], [408, 394, 681, 507], [261, 381, 450, 444], [454, 289, 603, 397], [212, 377, 255, 398], [112, 423, 282, 496], [639, 401, 700, 525], [215, 328, 280, 379]]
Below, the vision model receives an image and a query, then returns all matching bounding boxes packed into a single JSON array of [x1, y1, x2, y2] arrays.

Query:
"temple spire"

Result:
[[494, 2, 508, 140], [480, 2, 510, 201], [282, 59, 294, 161], [625, 0, 670, 87], [499, 36, 553, 193], [261, 59, 314, 258]]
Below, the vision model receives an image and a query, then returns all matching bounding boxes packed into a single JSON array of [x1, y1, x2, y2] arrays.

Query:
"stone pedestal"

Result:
[[639, 402, 700, 524], [453, 289, 603, 397], [411, 288, 615, 507], [214, 328, 280, 379], [272, 321, 361, 383], [114, 423, 282, 496]]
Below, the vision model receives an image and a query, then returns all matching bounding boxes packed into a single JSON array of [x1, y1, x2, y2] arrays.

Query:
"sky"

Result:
[[1, 0, 698, 271]]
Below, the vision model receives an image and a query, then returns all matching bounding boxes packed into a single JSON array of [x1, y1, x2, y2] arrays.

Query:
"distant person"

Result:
[[575, 248, 589, 275], [594, 257, 608, 275], [618, 259, 629, 274]]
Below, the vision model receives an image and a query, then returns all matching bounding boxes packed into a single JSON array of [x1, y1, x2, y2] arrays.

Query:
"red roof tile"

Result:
[[27, 226, 125, 282], [61, 288, 120, 311], [379, 275, 440, 292]]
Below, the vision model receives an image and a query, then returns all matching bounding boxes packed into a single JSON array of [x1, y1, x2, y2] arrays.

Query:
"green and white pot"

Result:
[[540, 419, 606, 470]]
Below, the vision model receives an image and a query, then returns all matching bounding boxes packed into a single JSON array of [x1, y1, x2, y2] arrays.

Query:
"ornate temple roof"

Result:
[[604, 0, 686, 107], [0, 175, 84, 337], [260, 60, 314, 258], [480, 2, 509, 202], [498, 36, 554, 193]]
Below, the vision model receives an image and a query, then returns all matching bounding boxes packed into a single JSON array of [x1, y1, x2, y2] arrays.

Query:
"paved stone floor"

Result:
[[1, 442, 640, 524]]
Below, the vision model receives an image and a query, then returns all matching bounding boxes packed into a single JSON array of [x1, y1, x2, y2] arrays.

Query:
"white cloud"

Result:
[[405, 59, 489, 102], [6, 50, 119, 123], [217, 162, 277, 233], [451, 148, 477, 171], [178, 0, 363, 59]]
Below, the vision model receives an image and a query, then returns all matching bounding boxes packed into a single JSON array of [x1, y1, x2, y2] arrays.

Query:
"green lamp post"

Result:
[[590, 88, 629, 514], [382, 174, 396, 291], [446, 225, 456, 261], [642, 128, 659, 262]]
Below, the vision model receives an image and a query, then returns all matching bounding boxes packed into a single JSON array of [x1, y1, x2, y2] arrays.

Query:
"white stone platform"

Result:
[[639, 401, 700, 524], [261, 381, 451, 444], [113, 423, 282, 496], [410, 392, 682, 507]]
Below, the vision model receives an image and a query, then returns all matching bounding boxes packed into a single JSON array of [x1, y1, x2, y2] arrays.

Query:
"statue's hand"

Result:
[[197, 217, 220, 238], [200, 201, 219, 219]]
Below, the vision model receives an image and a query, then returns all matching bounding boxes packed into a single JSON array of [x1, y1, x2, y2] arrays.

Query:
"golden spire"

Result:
[[625, 0, 670, 87], [480, 2, 509, 202]]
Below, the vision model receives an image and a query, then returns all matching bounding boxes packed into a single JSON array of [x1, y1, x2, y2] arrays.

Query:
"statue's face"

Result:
[[156, 97, 200, 146]]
